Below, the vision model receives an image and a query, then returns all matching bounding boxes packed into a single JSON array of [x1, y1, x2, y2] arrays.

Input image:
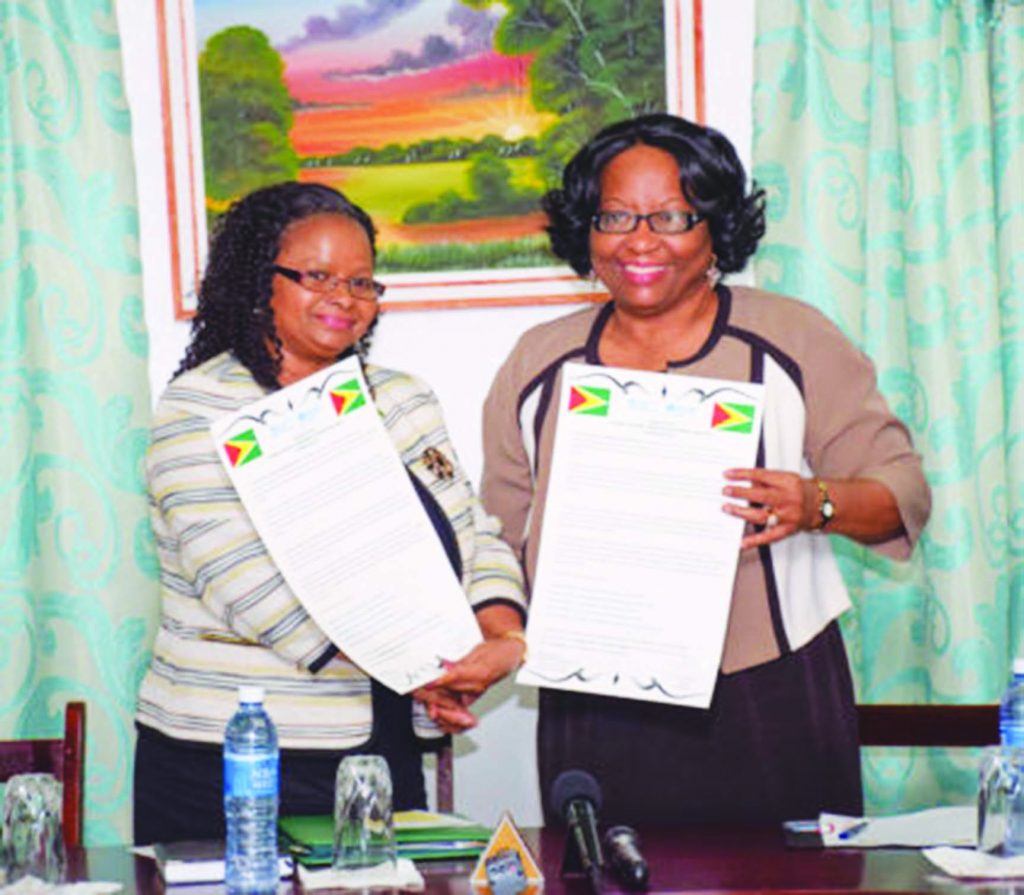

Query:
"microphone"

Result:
[[603, 825, 649, 890], [551, 770, 604, 892]]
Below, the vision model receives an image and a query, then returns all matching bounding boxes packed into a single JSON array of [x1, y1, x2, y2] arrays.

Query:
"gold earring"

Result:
[[706, 253, 721, 287]]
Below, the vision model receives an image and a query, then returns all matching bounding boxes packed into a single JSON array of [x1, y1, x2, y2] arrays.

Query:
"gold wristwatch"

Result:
[[814, 479, 835, 530]]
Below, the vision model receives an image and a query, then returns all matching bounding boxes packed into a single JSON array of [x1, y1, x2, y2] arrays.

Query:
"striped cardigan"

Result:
[[137, 352, 526, 749]]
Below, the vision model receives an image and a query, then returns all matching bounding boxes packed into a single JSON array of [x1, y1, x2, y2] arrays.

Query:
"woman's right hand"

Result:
[[412, 683, 478, 734], [431, 637, 526, 699], [411, 605, 526, 734]]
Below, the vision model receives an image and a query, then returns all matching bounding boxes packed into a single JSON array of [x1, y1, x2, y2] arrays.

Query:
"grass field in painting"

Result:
[[299, 157, 552, 272], [301, 158, 543, 228], [378, 235, 554, 272]]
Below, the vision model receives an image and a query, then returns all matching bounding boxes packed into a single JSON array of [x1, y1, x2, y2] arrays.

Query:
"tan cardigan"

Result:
[[481, 287, 930, 673]]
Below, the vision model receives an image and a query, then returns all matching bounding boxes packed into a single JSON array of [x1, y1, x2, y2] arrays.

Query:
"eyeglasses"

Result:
[[273, 265, 386, 301], [592, 209, 705, 234]]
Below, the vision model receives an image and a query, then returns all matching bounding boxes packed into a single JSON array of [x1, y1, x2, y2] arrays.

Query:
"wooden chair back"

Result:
[[435, 741, 453, 813], [0, 702, 86, 846], [857, 703, 999, 748]]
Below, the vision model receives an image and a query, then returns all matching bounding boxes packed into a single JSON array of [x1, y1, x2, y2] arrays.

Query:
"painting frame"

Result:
[[157, 0, 705, 319]]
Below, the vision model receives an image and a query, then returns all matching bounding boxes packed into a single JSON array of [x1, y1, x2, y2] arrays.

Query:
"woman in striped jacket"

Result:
[[134, 183, 526, 843]]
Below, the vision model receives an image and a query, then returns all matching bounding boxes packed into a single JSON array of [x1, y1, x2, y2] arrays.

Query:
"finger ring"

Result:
[[766, 511, 779, 528]]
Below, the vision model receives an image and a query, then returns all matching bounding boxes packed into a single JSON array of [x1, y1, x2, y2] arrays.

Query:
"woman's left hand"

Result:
[[722, 468, 815, 549]]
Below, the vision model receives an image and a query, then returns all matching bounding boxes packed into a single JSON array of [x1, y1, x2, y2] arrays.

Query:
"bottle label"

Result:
[[224, 752, 279, 798], [1004, 727, 1024, 749]]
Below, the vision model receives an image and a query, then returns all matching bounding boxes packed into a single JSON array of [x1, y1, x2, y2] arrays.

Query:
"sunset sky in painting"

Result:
[[194, 0, 554, 155]]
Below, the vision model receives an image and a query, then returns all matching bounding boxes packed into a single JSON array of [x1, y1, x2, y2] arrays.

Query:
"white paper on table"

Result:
[[298, 859, 424, 891], [516, 362, 764, 708], [209, 357, 481, 694], [923, 846, 1024, 879], [820, 807, 977, 848]]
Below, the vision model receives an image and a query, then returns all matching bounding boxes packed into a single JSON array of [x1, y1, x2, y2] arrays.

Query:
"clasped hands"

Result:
[[721, 468, 822, 550], [412, 635, 526, 734]]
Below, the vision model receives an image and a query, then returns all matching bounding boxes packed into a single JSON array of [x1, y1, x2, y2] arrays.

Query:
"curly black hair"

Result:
[[177, 181, 378, 390], [542, 114, 766, 278]]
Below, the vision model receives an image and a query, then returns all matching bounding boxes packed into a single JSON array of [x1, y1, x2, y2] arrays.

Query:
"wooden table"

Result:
[[68, 827, 1021, 895]]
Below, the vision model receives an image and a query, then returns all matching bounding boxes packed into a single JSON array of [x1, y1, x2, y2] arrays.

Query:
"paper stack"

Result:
[[279, 810, 491, 866]]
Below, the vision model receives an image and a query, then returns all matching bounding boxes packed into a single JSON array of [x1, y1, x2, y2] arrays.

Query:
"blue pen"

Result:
[[838, 820, 869, 841]]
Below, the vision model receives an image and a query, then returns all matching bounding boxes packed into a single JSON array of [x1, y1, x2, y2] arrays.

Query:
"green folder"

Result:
[[279, 810, 491, 866]]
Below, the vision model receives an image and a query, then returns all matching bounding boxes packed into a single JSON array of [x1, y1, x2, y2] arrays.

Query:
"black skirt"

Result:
[[133, 681, 430, 844], [537, 621, 863, 827]]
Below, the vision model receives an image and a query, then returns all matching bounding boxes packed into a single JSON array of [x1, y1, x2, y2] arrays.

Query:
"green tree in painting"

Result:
[[469, 153, 522, 207], [463, 0, 666, 183], [199, 26, 298, 204], [402, 151, 541, 223]]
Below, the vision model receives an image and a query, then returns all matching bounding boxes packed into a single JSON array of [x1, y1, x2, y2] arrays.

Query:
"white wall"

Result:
[[118, 0, 755, 826]]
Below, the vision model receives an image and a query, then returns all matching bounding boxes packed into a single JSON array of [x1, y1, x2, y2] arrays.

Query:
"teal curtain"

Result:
[[753, 1, 1024, 810], [0, 1, 158, 844]]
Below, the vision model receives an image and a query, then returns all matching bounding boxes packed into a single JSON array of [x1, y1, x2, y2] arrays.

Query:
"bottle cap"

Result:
[[238, 685, 264, 704], [1013, 658, 1024, 676]]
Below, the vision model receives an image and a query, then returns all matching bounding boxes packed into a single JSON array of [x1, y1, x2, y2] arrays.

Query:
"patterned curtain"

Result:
[[0, 1, 157, 844], [753, 1, 1024, 810]]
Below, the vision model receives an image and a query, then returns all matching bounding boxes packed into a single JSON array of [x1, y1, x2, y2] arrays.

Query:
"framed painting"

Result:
[[157, 0, 705, 318]]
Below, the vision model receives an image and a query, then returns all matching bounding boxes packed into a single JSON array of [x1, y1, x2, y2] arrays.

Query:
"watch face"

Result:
[[822, 499, 835, 520]]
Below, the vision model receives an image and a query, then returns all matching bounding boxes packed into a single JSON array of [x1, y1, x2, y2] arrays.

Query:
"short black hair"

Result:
[[542, 113, 766, 277], [178, 181, 377, 390]]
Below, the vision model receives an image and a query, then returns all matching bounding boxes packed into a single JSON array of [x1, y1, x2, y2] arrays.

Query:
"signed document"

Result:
[[517, 362, 764, 707], [209, 357, 481, 694]]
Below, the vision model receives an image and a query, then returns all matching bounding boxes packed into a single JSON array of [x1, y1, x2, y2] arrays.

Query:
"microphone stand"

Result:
[[560, 801, 604, 895], [561, 841, 603, 895]]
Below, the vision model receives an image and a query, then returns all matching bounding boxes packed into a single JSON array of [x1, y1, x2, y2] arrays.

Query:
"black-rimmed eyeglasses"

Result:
[[273, 265, 386, 301], [592, 210, 705, 234]]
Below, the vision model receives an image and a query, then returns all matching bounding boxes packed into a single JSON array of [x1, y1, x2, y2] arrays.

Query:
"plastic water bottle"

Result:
[[999, 658, 1024, 854], [1000, 658, 1024, 746], [224, 686, 280, 894]]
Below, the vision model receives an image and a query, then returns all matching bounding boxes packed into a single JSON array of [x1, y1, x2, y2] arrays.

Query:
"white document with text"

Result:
[[517, 362, 764, 707], [210, 357, 480, 694]]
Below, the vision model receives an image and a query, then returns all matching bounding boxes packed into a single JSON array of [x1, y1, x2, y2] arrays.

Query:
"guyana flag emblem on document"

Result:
[[568, 385, 610, 416], [330, 379, 366, 416], [223, 429, 263, 467], [711, 402, 755, 434]]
